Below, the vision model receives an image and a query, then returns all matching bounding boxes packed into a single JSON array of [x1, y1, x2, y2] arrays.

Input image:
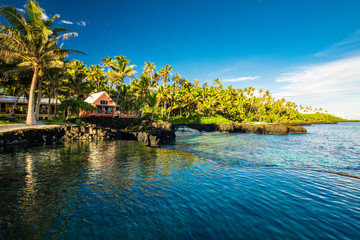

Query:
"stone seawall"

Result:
[[0, 123, 176, 148]]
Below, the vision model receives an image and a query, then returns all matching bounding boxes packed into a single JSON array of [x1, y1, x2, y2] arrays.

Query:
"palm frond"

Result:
[[25, 0, 44, 30], [55, 32, 78, 41], [0, 5, 27, 34]]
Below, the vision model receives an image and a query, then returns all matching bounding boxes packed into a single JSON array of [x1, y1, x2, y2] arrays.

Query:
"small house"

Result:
[[83, 91, 116, 116], [82, 91, 138, 118], [0, 95, 60, 119]]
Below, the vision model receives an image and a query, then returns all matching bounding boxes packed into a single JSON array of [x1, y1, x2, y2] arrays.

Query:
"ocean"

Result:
[[0, 122, 359, 239]]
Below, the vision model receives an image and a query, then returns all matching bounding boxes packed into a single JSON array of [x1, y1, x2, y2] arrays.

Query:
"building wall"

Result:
[[93, 93, 115, 106]]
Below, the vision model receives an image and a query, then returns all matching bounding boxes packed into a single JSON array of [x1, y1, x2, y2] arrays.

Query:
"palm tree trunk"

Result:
[[140, 102, 145, 118], [9, 91, 23, 119], [35, 78, 43, 121], [114, 88, 121, 117], [168, 102, 173, 118], [151, 106, 155, 121], [26, 67, 39, 126], [47, 89, 53, 120], [54, 89, 58, 119]]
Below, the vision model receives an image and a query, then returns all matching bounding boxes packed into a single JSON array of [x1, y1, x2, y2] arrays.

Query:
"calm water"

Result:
[[0, 123, 359, 239], [171, 122, 360, 176]]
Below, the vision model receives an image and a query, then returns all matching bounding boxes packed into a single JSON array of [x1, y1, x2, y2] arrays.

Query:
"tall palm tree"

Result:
[[63, 60, 91, 100], [0, 0, 81, 125], [132, 74, 152, 117], [87, 64, 105, 92], [159, 64, 173, 85], [101, 56, 113, 92], [144, 62, 156, 76], [108, 56, 137, 113]]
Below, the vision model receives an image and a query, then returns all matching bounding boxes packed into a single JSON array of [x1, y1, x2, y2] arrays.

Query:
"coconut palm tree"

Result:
[[0, 0, 81, 125], [108, 56, 137, 112], [87, 65, 105, 92], [101, 56, 113, 92], [159, 64, 173, 85]]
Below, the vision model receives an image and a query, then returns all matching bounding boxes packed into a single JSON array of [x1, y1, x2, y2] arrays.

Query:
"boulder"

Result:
[[288, 126, 307, 134]]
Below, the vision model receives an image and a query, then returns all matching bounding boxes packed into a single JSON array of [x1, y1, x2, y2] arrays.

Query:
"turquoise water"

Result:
[[172, 122, 360, 176], [0, 123, 359, 239]]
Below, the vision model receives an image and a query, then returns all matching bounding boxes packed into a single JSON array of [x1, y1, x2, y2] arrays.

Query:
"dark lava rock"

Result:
[[175, 122, 307, 135], [288, 126, 307, 134], [134, 130, 176, 147]]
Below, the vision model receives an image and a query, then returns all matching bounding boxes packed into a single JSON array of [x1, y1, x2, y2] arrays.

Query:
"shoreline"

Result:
[[1, 119, 358, 148]]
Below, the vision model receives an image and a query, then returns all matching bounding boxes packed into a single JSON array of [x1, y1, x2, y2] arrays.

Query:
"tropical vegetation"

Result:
[[0, 0, 346, 126]]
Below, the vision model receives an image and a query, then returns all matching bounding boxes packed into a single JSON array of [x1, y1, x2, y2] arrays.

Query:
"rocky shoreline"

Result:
[[174, 122, 307, 135], [0, 117, 317, 148]]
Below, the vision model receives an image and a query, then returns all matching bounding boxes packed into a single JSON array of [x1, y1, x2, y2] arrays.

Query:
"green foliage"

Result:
[[168, 115, 233, 124], [292, 112, 346, 123], [75, 119, 85, 125], [42, 118, 69, 124], [0, 118, 25, 125], [58, 99, 97, 118]]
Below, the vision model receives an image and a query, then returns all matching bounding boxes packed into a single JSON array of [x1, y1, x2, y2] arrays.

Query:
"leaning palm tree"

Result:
[[0, 0, 81, 125]]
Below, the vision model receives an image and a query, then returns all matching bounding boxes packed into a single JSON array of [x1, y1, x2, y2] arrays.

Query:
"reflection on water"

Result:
[[0, 140, 359, 239]]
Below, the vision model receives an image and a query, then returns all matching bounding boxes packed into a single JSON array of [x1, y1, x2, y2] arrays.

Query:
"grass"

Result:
[[0, 118, 25, 125]]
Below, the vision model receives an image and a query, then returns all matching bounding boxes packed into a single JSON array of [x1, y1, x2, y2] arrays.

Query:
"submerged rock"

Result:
[[130, 130, 176, 147]]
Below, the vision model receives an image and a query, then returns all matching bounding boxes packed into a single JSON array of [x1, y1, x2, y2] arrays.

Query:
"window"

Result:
[[0, 103, 5, 113], [100, 100, 108, 105]]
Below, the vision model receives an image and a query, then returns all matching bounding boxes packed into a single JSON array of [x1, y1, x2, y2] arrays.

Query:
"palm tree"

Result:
[[0, 1, 81, 125], [146, 92, 157, 121], [87, 65, 105, 92], [159, 64, 173, 85], [63, 60, 91, 100], [101, 56, 113, 92], [132, 74, 152, 117], [108, 56, 137, 113], [144, 62, 156, 76]]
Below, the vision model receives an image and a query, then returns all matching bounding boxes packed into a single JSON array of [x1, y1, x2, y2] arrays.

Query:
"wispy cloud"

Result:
[[16, 8, 25, 13], [223, 76, 260, 82], [61, 20, 73, 25], [275, 56, 360, 97], [314, 30, 360, 57], [16, 6, 52, 21], [274, 56, 360, 119], [40, 9, 49, 21], [77, 21, 86, 27]]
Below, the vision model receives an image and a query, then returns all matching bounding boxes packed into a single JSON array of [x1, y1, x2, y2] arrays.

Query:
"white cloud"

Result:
[[16, 8, 25, 13], [314, 30, 360, 57], [17, 6, 50, 21], [223, 76, 260, 82], [77, 21, 86, 27], [41, 11, 49, 21], [61, 20, 73, 25], [275, 56, 360, 97], [275, 56, 360, 119]]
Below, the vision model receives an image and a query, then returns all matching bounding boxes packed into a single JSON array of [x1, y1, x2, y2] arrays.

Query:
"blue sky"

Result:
[[3, 0, 360, 119]]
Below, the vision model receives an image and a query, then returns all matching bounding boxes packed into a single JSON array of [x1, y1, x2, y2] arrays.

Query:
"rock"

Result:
[[175, 122, 306, 135], [288, 126, 307, 134], [134, 130, 176, 147], [262, 124, 289, 135], [151, 120, 173, 131]]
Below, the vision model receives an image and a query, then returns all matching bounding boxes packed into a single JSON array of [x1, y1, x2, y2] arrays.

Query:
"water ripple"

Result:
[[0, 124, 359, 239]]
